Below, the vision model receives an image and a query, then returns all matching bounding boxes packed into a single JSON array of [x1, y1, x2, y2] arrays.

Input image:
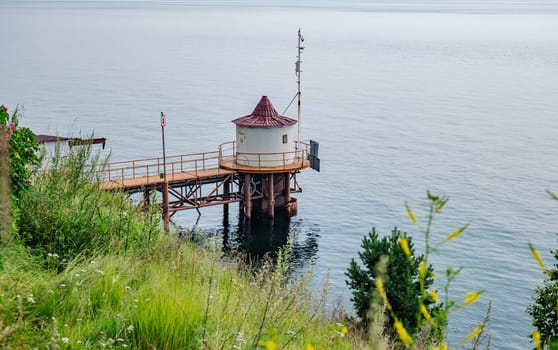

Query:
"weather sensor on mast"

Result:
[[296, 28, 304, 144]]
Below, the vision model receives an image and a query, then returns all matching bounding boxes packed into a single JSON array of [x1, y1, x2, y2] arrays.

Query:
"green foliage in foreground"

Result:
[[528, 191, 558, 349], [1, 141, 372, 349], [345, 227, 435, 334], [527, 246, 558, 348], [0, 105, 40, 201], [0, 239, 371, 349], [15, 143, 161, 270]]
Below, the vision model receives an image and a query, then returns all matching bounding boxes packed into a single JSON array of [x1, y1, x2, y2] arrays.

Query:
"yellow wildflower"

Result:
[[394, 320, 414, 347], [420, 304, 431, 322], [442, 224, 469, 243], [305, 345, 315, 350], [430, 288, 440, 305], [463, 324, 484, 343], [376, 277, 385, 296], [405, 202, 417, 224], [463, 291, 481, 306], [419, 260, 426, 278], [533, 330, 541, 350], [434, 343, 448, 350], [399, 237, 411, 258], [529, 243, 546, 271], [259, 340, 277, 350], [376, 277, 391, 311]]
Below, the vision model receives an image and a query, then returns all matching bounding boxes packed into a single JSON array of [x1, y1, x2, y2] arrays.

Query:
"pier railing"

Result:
[[218, 141, 310, 171], [97, 141, 311, 185], [97, 151, 223, 184]]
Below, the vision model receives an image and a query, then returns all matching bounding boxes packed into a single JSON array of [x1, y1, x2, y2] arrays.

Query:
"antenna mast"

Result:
[[296, 29, 304, 144]]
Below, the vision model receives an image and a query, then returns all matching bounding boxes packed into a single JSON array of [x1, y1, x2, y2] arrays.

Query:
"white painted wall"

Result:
[[235, 125, 297, 167]]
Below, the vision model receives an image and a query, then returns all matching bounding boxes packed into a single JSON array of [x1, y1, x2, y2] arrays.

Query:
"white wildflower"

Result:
[[27, 294, 35, 304], [61, 337, 69, 344], [126, 325, 134, 332]]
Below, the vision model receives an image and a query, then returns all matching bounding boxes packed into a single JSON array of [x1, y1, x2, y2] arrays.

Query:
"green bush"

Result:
[[527, 246, 558, 348], [345, 227, 435, 335], [16, 142, 160, 267], [0, 105, 40, 201]]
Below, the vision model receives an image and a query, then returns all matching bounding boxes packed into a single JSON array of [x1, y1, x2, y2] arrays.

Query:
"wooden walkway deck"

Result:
[[100, 168, 233, 191], [98, 151, 228, 191]]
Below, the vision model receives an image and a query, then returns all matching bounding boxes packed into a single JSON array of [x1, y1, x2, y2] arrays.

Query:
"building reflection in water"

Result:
[[220, 208, 320, 272]]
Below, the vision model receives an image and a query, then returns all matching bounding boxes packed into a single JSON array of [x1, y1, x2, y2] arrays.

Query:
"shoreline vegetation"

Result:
[[0, 107, 376, 349], [1, 105, 556, 349]]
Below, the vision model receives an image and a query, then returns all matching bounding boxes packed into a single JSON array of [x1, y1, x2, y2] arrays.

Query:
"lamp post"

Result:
[[160, 112, 169, 232]]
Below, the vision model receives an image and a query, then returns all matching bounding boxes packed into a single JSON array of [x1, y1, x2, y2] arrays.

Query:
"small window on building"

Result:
[[282, 134, 288, 144]]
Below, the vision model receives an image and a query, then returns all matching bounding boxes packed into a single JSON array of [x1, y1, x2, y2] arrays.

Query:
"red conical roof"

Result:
[[232, 96, 297, 127]]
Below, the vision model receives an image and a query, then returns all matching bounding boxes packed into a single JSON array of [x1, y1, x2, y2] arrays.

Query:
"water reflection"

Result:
[[221, 208, 320, 271]]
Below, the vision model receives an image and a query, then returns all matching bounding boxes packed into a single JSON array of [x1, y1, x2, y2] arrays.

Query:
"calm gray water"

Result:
[[2, 1, 558, 348]]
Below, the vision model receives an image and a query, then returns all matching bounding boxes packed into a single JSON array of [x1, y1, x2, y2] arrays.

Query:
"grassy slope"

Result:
[[0, 145, 379, 349], [1, 238, 378, 349]]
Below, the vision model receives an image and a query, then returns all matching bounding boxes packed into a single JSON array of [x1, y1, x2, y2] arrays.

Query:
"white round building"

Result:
[[231, 96, 298, 168]]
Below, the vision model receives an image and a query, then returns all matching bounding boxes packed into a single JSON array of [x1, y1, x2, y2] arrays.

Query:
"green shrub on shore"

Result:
[[345, 227, 437, 336], [346, 192, 491, 349], [527, 191, 558, 349], [15, 142, 161, 269]]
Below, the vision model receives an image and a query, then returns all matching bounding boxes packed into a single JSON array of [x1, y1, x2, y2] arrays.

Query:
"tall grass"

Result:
[[16, 143, 161, 269], [1, 238, 377, 349], [1, 142, 377, 349]]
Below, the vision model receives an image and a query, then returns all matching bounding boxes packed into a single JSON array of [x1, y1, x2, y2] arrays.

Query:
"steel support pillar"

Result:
[[284, 173, 290, 205], [268, 173, 274, 218], [223, 177, 230, 218], [244, 173, 251, 220]]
